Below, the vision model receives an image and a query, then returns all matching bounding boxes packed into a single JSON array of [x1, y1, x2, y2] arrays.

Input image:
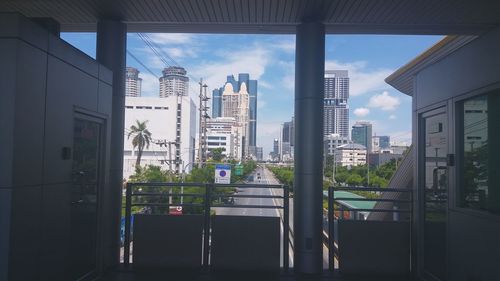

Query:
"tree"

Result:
[[211, 147, 225, 162], [127, 120, 152, 171]]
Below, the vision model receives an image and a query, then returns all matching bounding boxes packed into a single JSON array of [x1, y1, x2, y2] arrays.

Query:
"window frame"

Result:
[[454, 89, 500, 217]]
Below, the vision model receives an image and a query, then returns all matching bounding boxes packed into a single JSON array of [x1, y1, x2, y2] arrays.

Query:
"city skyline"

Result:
[[62, 33, 442, 155]]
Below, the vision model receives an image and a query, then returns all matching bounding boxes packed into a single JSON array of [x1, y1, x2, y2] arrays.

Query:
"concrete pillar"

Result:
[[96, 19, 126, 268], [294, 21, 325, 274]]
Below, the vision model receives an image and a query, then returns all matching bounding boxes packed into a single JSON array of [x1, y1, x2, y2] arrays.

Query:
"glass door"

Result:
[[70, 117, 102, 280], [421, 109, 448, 281]]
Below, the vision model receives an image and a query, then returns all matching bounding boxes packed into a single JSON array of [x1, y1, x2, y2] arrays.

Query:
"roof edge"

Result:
[[385, 35, 477, 96]]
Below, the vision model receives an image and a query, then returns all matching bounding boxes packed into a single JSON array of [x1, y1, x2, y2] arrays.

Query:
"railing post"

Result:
[[328, 186, 334, 271], [283, 185, 290, 271], [124, 182, 132, 267], [203, 183, 212, 269]]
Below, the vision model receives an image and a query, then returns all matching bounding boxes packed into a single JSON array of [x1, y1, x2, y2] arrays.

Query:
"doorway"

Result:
[[70, 116, 103, 280]]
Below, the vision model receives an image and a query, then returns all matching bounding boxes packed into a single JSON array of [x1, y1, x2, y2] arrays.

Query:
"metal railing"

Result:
[[326, 186, 413, 271], [123, 182, 290, 270]]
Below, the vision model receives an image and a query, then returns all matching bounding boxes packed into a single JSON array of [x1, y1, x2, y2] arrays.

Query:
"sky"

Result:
[[62, 32, 442, 156]]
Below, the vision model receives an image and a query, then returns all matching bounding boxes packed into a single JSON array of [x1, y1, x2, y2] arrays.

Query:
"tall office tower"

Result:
[[324, 70, 349, 138], [212, 88, 222, 118], [125, 67, 142, 97], [221, 81, 249, 156], [212, 74, 257, 147], [159, 66, 189, 98], [352, 121, 373, 153], [281, 118, 294, 159], [273, 138, 280, 159]]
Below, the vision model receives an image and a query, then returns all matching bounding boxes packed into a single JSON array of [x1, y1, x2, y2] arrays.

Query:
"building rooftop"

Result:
[[337, 143, 366, 150]]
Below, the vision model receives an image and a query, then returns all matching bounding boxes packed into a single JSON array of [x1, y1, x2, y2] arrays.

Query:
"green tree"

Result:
[[127, 120, 152, 172], [211, 147, 225, 162], [346, 173, 363, 186]]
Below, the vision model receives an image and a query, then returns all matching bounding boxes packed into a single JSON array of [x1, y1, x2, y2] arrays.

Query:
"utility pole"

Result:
[[153, 139, 179, 173], [175, 91, 183, 174], [198, 79, 210, 166]]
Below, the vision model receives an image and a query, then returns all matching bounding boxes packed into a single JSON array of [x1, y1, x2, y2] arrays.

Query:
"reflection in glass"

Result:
[[461, 95, 490, 211], [423, 113, 447, 281], [70, 118, 101, 280]]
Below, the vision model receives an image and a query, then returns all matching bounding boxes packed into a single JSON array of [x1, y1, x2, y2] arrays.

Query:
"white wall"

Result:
[[124, 96, 196, 178]]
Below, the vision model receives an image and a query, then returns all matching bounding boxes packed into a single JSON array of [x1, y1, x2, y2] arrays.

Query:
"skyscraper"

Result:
[[351, 121, 373, 153], [125, 67, 142, 97], [212, 74, 257, 147], [281, 118, 294, 159], [272, 138, 279, 160], [159, 66, 189, 98], [324, 70, 349, 138]]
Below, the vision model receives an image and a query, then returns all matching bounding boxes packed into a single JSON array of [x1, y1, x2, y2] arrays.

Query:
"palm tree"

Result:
[[127, 120, 152, 171]]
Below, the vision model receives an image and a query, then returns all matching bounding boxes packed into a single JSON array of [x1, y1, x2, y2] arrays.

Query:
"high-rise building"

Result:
[[212, 74, 257, 147], [159, 66, 189, 98], [256, 147, 263, 161], [352, 121, 373, 153], [324, 70, 349, 138], [272, 138, 280, 160], [125, 67, 142, 97], [212, 88, 222, 118], [372, 135, 390, 152], [281, 118, 295, 160]]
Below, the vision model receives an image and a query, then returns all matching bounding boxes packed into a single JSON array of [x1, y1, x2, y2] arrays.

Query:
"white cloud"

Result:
[[389, 114, 397, 119], [163, 47, 198, 59], [353, 107, 370, 117], [325, 60, 393, 96], [281, 74, 295, 91], [257, 92, 267, 109], [259, 80, 273, 89], [139, 73, 159, 97], [147, 33, 194, 45], [388, 131, 412, 145], [274, 41, 295, 53], [368, 91, 401, 111]]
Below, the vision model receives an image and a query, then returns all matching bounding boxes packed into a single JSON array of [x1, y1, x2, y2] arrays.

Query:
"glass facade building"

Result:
[[212, 73, 258, 147]]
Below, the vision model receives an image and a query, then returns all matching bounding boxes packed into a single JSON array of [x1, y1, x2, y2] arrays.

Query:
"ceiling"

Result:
[[1, 0, 500, 34]]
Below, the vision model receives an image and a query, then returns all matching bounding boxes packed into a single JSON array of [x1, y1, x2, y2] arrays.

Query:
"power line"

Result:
[[126, 50, 159, 79]]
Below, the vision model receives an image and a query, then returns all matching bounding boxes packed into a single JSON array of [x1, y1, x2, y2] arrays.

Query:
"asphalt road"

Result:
[[212, 165, 334, 269]]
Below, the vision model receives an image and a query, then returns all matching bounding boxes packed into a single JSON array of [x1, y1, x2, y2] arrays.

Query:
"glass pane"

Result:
[[70, 118, 101, 280], [423, 112, 447, 281], [461, 95, 490, 211]]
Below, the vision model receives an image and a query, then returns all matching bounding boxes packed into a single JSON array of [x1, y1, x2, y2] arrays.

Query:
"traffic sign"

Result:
[[215, 164, 231, 184], [169, 206, 183, 215], [235, 165, 243, 176]]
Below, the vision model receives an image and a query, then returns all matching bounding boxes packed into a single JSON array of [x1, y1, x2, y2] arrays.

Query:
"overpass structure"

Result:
[[2, 1, 500, 281]]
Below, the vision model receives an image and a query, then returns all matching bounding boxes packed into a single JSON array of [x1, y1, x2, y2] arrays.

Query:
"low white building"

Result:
[[335, 143, 367, 168], [123, 96, 196, 179], [324, 133, 351, 155], [206, 132, 233, 158], [203, 117, 244, 160]]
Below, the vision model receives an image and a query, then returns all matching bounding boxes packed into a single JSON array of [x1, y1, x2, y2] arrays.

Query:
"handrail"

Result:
[[122, 182, 290, 271], [326, 185, 413, 271]]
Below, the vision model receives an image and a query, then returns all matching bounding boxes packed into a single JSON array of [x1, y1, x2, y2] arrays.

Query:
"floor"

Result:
[[99, 268, 415, 281]]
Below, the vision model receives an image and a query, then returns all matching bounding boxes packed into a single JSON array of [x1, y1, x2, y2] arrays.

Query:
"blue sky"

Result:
[[62, 33, 442, 155]]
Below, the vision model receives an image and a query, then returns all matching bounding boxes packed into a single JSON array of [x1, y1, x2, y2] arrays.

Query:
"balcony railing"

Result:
[[122, 182, 290, 272], [326, 186, 413, 275]]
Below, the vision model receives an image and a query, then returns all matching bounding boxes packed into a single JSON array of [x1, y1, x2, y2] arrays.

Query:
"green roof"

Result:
[[323, 190, 376, 210]]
